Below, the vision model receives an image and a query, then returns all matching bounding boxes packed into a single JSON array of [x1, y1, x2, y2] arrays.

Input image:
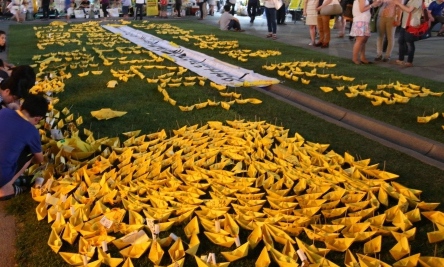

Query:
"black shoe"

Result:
[[13, 175, 33, 187], [375, 56, 383, 61], [314, 42, 323, 47]]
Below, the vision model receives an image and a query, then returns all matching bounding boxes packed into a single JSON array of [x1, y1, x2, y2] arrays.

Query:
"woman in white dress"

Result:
[[304, 0, 319, 45]]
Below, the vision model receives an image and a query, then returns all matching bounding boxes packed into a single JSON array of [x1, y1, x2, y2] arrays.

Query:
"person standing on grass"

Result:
[[247, 0, 258, 23], [304, 0, 319, 45], [219, 4, 244, 30], [265, 0, 280, 40], [350, 0, 382, 64], [375, 0, 400, 62], [0, 94, 48, 201], [122, 0, 131, 19], [135, 0, 145, 20]]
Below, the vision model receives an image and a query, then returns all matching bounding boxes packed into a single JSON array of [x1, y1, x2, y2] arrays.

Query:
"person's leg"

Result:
[[269, 8, 277, 35], [309, 25, 316, 45], [322, 15, 330, 46], [405, 33, 415, 65], [102, 3, 108, 18], [198, 2, 203, 19], [397, 28, 407, 63], [233, 19, 241, 30], [352, 36, 364, 64], [376, 16, 385, 59], [247, 3, 252, 21], [276, 5, 281, 24], [230, 3, 235, 15], [280, 4, 286, 24], [360, 36, 370, 62], [177, 3, 182, 17], [385, 18, 396, 60], [316, 15, 325, 45], [339, 16, 345, 37], [0, 150, 33, 199], [266, 7, 272, 35]]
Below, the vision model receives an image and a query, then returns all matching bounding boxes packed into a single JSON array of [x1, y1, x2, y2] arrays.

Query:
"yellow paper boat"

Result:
[[221, 242, 249, 262]]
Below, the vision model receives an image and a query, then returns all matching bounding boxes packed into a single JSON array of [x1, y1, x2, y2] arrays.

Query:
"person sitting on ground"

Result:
[[65, 0, 76, 21], [0, 65, 36, 110], [0, 94, 48, 201], [0, 30, 14, 73], [219, 5, 244, 31], [428, 0, 444, 36]]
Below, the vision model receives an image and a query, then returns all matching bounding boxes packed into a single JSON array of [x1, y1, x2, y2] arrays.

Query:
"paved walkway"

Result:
[[0, 12, 443, 267]]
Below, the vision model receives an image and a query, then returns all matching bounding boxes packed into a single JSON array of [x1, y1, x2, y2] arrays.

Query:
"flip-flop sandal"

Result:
[[266, 34, 273, 38], [0, 184, 29, 201]]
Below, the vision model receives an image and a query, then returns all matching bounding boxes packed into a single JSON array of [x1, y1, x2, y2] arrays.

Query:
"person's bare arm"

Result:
[[32, 152, 44, 164]]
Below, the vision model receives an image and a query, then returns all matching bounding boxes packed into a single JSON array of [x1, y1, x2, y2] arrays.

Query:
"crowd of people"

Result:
[[0, 30, 49, 201], [301, 0, 442, 65]]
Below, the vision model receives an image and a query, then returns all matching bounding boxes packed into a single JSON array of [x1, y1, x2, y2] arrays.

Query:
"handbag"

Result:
[[320, 0, 343, 16], [369, 7, 379, 33], [405, 2, 429, 37]]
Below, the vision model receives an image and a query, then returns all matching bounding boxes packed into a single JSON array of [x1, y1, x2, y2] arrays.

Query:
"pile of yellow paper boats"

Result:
[[30, 114, 444, 267]]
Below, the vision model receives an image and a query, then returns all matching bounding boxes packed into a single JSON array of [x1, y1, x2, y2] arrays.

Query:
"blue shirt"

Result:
[[428, 1, 444, 17], [0, 109, 41, 186]]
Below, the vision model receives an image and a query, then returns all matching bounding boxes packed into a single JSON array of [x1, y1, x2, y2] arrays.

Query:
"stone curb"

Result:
[[263, 83, 444, 169]]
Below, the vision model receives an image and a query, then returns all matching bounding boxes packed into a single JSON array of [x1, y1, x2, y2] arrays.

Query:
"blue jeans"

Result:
[[265, 7, 276, 34], [398, 27, 417, 63]]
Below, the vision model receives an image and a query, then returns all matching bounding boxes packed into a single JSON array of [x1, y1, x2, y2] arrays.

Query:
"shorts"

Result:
[[160, 4, 168, 11], [350, 21, 371, 37], [122, 5, 129, 14]]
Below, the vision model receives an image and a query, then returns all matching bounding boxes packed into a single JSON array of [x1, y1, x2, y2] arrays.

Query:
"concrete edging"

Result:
[[262, 84, 444, 166]]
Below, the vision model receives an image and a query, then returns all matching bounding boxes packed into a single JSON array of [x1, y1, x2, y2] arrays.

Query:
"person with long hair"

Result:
[[304, 0, 319, 45]]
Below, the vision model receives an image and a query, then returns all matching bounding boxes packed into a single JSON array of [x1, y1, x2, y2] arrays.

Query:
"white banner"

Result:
[[102, 25, 279, 87]]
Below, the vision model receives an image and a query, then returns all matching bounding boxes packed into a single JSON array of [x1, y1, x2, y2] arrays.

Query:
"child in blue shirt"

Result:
[[0, 94, 48, 200]]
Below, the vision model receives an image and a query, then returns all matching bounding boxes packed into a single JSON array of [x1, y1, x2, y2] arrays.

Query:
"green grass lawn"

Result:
[[4, 21, 444, 267]]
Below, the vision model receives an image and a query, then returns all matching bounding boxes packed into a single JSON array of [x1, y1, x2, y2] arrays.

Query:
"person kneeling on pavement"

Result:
[[0, 94, 48, 201], [219, 5, 245, 31]]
